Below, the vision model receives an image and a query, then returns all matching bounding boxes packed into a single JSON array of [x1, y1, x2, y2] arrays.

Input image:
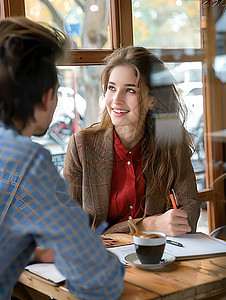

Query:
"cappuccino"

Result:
[[133, 231, 166, 264]]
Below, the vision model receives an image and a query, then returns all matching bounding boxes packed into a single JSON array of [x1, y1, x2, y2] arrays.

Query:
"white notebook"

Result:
[[165, 232, 226, 260], [107, 233, 226, 263], [25, 263, 66, 285]]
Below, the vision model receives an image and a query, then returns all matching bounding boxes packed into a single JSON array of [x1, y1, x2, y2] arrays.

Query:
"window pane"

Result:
[[24, 0, 110, 49], [197, 204, 208, 234], [132, 0, 201, 48], [166, 62, 206, 191], [32, 65, 104, 175]]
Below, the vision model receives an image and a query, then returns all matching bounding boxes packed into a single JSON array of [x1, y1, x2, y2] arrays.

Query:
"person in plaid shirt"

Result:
[[0, 16, 124, 300]]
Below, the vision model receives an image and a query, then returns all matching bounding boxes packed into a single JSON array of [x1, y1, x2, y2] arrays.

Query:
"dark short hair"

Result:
[[0, 16, 66, 129]]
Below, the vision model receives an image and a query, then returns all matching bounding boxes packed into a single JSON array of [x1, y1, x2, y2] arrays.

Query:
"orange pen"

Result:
[[170, 188, 178, 209]]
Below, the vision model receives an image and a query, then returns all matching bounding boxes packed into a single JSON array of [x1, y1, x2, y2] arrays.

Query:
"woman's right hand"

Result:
[[138, 209, 191, 236]]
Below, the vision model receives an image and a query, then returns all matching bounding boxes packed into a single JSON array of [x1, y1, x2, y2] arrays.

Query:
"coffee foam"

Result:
[[133, 231, 166, 246]]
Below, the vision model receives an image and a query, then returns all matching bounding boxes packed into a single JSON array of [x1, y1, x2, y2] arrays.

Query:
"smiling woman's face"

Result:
[[105, 65, 151, 133], [105, 65, 140, 129]]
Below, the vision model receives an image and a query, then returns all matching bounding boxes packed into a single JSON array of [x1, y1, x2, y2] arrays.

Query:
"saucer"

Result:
[[124, 252, 175, 270]]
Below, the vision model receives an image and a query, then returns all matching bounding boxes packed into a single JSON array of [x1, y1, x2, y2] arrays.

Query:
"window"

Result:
[[166, 62, 206, 191], [24, 0, 110, 49], [132, 0, 201, 48], [32, 65, 104, 175]]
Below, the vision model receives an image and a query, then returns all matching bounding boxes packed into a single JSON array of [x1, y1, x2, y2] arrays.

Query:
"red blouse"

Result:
[[107, 131, 145, 227]]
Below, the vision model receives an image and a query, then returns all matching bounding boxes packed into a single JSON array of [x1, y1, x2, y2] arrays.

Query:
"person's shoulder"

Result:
[[75, 129, 98, 141], [75, 127, 113, 147], [0, 126, 44, 156], [26, 140, 58, 177], [15, 134, 52, 164], [19, 135, 49, 155], [0, 128, 53, 176]]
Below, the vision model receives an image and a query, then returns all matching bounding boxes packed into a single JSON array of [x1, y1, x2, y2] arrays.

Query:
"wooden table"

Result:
[[15, 233, 226, 300]]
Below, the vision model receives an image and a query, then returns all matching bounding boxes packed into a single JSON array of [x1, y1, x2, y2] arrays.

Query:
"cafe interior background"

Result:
[[1, 0, 225, 235]]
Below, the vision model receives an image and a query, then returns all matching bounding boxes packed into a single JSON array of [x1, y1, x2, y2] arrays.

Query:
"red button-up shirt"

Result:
[[107, 131, 145, 227]]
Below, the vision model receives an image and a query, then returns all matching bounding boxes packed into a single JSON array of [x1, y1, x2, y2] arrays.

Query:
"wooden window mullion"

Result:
[[4, 0, 25, 17], [117, 0, 133, 47]]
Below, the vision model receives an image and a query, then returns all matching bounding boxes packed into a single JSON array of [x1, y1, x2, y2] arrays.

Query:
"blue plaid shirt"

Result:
[[0, 123, 124, 300]]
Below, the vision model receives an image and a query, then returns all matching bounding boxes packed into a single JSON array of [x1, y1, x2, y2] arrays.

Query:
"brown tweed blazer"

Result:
[[63, 127, 201, 234]]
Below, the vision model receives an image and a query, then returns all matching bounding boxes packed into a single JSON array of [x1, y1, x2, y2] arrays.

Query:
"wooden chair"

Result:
[[210, 225, 226, 241]]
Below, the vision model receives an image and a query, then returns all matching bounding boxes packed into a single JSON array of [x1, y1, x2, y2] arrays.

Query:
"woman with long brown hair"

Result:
[[63, 46, 201, 236]]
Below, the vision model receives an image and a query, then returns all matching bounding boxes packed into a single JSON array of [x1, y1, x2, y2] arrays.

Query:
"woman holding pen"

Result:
[[63, 46, 201, 237]]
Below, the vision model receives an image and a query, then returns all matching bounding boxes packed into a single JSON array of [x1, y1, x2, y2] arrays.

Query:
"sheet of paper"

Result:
[[25, 263, 66, 283], [165, 233, 226, 259], [107, 244, 135, 264]]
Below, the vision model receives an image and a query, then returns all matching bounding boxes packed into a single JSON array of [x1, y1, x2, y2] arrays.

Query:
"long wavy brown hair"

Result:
[[83, 46, 194, 203]]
